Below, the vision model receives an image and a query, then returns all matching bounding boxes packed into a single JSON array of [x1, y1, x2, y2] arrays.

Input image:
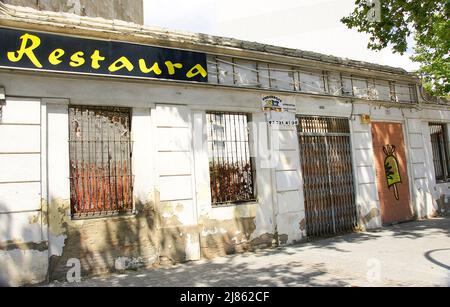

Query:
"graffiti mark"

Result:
[[383, 145, 402, 200]]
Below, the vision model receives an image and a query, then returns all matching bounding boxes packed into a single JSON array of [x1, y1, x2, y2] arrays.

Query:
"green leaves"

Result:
[[342, 0, 449, 98]]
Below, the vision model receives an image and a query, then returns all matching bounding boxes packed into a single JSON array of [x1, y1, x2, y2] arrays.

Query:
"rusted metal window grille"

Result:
[[69, 106, 133, 217], [297, 116, 358, 238], [207, 112, 255, 205], [429, 123, 449, 182]]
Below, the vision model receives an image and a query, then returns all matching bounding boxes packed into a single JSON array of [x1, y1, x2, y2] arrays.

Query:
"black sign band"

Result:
[[0, 27, 208, 82]]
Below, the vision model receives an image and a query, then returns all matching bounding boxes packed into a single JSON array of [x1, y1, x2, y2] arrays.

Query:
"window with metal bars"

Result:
[[206, 112, 255, 205], [69, 106, 133, 217], [429, 123, 450, 182]]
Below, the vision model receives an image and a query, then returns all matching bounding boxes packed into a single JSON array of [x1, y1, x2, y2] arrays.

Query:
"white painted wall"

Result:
[[351, 109, 382, 230], [272, 115, 304, 243], [405, 118, 436, 218], [248, 112, 277, 240], [0, 97, 48, 286], [131, 107, 155, 207], [46, 100, 71, 258], [155, 104, 200, 261]]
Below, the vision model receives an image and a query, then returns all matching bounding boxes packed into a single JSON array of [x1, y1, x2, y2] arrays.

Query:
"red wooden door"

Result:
[[372, 122, 413, 224]]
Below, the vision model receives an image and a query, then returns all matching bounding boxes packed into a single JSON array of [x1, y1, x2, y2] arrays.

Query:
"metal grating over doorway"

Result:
[[297, 116, 358, 238], [69, 106, 133, 217]]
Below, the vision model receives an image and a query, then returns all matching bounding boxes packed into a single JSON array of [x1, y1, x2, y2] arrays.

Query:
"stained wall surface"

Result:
[[1, 0, 144, 24]]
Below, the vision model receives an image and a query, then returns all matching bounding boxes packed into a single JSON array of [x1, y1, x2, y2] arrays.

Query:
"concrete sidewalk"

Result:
[[48, 217, 450, 287]]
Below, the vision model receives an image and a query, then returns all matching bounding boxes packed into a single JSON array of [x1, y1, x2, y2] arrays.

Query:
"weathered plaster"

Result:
[[199, 217, 260, 259], [0, 240, 48, 252], [0, 249, 48, 287], [47, 199, 70, 255], [361, 208, 381, 230], [49, 200, 160, 280], [1, 0, 144, 24], [435, 184, 450, 215], [28, 199, 49, 227]]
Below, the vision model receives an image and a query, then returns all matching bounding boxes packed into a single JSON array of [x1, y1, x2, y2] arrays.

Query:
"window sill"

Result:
[[71, 210, 136, 221], [436, 180, 450, 184], [209, 201, 258, 220], [211, 200, 258, 209]]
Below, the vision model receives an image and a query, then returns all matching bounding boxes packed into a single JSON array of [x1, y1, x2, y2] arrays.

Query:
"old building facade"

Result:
[[0, 3, 449, 286], [0, 0, 144, 24]]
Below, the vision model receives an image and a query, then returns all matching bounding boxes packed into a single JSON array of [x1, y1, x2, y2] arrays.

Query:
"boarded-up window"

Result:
[[299, 70, 326, 94], [217, 57, 235, 86], [341, 76, 354, 96], [395, 83, 418, 103], [429, 123, 450, 182], [373, 80, 392, 101], [327, 72, 342, 96], [352, 78, 369, 99], [270, 65, 295, 91], [206, 112, 255, 205], [69, 106, 133, 217], [234, 59, 259, 87]]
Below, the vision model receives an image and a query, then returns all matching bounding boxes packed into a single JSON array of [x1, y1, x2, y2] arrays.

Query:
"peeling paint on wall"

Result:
[[250, 233, 276, 249], [278, 234, 289, 245], [48, 199, 71, 237], [300, 219, 306, 231], [199, 217, 263, 259], [437, 193, 450, 215], [47, 199, 71, 259], [49, 199, 160, 280], [28, 199, 48, 226], [361, 208, 381, 226], [0, 240, 48, 252]]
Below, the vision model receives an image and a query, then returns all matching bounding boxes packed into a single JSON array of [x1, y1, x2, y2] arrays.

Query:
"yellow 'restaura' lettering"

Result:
[[165, 61, 183, 75], [139, 60, 162, 75], [109, 56, 134, 72], [186, 64, 207, 79], [70, 52, 85, 67], [91, 50, 106, 69], [5, 32, 208, 82], [48, 49, 65, 65], [7, 33, 43, 68]]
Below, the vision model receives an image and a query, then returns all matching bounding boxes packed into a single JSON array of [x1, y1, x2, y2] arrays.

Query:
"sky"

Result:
[[143, 0, 419, 72]]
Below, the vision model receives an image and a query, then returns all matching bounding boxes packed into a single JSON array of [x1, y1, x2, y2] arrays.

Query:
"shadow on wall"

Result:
[[0, 202, 13, 286], [437, 193, 450, 216], [0, 202, 48, 286], [48, 200, 170, 281]]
